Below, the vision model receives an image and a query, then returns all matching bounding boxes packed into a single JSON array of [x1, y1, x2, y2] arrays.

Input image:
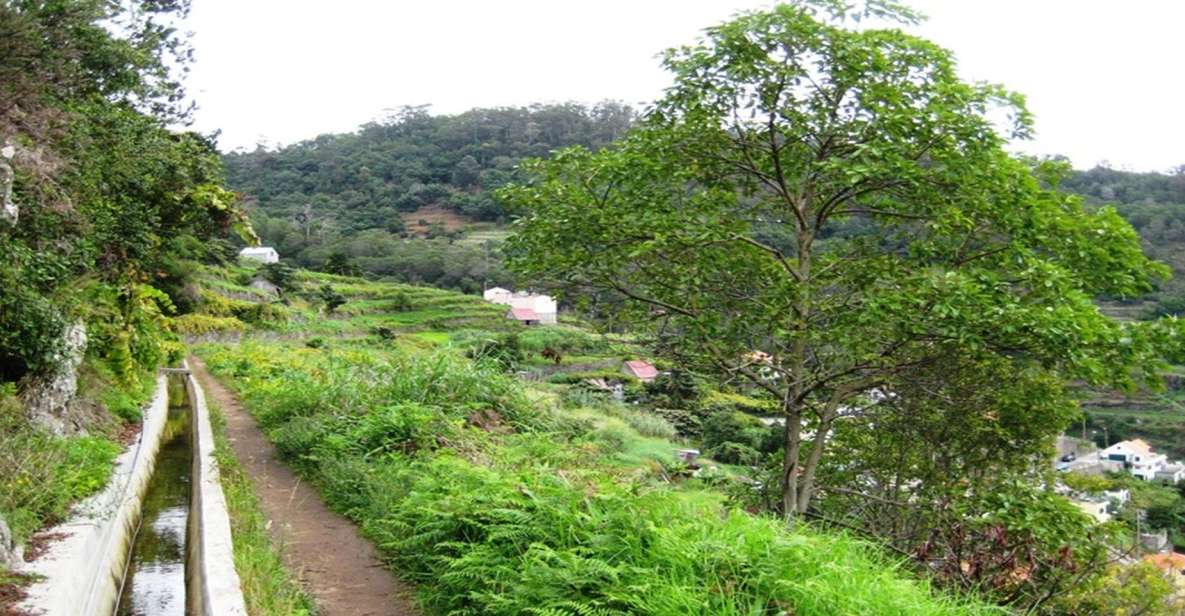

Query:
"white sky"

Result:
[[186, 1, 1185, 172]]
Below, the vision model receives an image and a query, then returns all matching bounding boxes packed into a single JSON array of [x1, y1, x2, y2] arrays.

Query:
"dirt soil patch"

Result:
[[0, 569, 37, 616], [189, 356, 419, 616], [400, 204, 472, 235]]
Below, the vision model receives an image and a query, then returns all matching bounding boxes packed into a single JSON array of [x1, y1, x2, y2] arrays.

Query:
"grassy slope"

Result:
[[191, 265, 998, 616]]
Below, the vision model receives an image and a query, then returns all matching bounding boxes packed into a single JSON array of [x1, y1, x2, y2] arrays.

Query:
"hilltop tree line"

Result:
[[225, 104, 1185, 312], [225, 102, 635, 229], [223, 103, 635, 291]]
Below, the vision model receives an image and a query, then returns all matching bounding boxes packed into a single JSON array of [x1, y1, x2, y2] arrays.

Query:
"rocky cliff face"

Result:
[[1, 142, 17, 225], [0, 514, 21, 568], [21, 322, 87, 436]]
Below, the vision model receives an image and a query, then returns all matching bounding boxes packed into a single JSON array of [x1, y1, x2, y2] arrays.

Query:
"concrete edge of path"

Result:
[[184, 359, 248, 616]]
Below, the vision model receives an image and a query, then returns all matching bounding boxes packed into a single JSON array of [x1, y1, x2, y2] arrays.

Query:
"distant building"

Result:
[[622, 360, 659, 382], [239, 246, 279, 264], [1157, 462, 1185, 485], [1072, 497, 1111, 524], [1099, 439, 1184, 483], [483, 287, 512, 303], [486, 288, 557, 325], [507, 307, 541, 326], [1143, 552, 1185, 591], [1141, 530, 1173, 554]]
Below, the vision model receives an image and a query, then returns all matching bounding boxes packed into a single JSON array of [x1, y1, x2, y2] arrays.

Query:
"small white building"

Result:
[[485, 287, 557, 325], [1072, 497, 1112, 524], [239, 246, 279, 264], [1157, 462, 1185, 484]]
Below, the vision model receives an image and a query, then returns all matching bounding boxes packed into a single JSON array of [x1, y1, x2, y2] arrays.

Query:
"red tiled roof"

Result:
[[624, 360, 658, 379], [508, 307, 539, 321], [1145, 552, 1185, 572]]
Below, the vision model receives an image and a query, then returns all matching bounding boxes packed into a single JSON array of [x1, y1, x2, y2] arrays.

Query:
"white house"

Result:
[[1071, 497, 1112, 524], [483, 287, 512, 304], [484, 288, 557, 325], [1098, 439, 1183, 483], [1157, 462, 1185, 484], [239, 246, 279, 264]]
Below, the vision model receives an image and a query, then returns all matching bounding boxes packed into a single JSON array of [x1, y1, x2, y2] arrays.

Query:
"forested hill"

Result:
[[224, 102, 634, 231], [1063, 166, 1185, 307], [224, 105, 1185, 304]]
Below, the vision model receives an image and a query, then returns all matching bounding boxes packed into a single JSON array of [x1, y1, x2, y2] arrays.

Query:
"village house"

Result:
[[1098, 439, 1185, 483], [622, 360, 659, 383], [1142, 552, 1185, 592], [484, 287, 557, 325], [1055, 481, 1130, 525], [1072, 497, 1111, 524], [238, 246, 279, 264], [506, 307, 541, 326]]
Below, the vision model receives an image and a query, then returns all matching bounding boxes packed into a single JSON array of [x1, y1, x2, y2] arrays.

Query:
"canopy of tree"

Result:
[[0, 0, 252, 384], [500, 4, 1183, 609]]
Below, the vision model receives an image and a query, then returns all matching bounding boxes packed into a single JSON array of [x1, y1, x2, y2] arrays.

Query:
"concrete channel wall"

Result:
[[184, 363, 248, 616], [16, 367, 247, 616]]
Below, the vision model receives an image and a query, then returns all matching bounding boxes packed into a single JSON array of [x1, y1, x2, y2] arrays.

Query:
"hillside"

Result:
[[183, 260, 999, 615], [222, 103, 634, 291], [224, 107, 1185, 308]]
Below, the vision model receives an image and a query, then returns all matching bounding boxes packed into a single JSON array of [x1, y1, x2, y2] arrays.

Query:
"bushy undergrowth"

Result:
[[0, 387, 120, 542], [199, 342, 997, 616], [174, 313, 249, 336]]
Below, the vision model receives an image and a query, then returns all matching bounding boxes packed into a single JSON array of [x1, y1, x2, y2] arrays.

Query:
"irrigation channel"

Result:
[[14, 365, 247, 616], [114, 374, 192, 615]]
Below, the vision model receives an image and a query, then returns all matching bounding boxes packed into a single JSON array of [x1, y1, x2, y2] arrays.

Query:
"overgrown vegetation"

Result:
[[198, 339, 998, 615], [0, 386, 119, 543], [0, 0, 253, 558]]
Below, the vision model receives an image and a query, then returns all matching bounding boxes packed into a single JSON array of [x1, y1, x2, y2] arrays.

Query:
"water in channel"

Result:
[[114, 375, 192, 616]]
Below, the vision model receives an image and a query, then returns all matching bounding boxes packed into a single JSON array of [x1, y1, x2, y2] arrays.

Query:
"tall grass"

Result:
[[0, 386, 120, 542], [199, 342, 1000, 616]]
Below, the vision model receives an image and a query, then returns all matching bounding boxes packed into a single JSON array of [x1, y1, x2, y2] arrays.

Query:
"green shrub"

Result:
[[548, 370, 638, 385], [0, 388, 120, 542], [174, 314, 248, 335], [621, 411, 677, 440], [701, 411, 778, 465], [651, 408, 704, 438]]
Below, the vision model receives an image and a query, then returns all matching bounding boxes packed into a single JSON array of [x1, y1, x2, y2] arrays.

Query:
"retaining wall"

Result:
[[16, 366, 248, 616]]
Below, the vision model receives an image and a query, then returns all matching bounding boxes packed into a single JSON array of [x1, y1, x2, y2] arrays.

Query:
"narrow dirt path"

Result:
[[188, 356, 419, 616]]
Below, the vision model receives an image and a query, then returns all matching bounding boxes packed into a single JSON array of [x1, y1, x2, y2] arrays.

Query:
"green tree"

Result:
[[323, 251, 361, 277], [317, 284, 345, 314], [500, 2, 1176, 517]]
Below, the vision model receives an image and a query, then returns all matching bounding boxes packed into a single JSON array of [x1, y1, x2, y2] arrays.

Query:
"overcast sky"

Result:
[[186, 1, 1184, 172]]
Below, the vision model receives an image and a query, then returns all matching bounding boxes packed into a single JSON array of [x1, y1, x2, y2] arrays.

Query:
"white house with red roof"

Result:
[[485, 287, 557, 325]]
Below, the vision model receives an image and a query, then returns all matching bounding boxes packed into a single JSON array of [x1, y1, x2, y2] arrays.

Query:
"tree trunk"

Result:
[[781, 400, 803, 518]]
